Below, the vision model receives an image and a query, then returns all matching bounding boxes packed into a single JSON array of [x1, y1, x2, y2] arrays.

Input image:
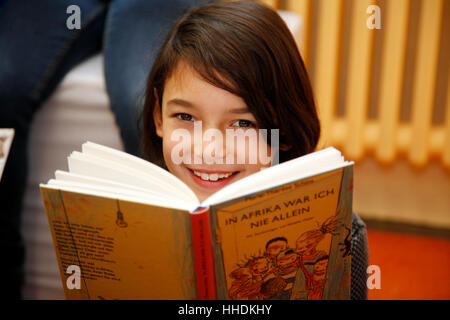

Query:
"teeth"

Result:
[[209, 174, 219, 181], [193, 170, 233, 181]]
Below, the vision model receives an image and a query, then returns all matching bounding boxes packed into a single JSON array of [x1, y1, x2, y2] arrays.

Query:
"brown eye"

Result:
[[232, 120, 255, 128], [176, 113, 195, 121]]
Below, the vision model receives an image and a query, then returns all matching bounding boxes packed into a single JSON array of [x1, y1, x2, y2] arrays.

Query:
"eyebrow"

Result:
[[167, 98, 194, 108], [229, 106, 251, 114], [166, 98, 250, 114]]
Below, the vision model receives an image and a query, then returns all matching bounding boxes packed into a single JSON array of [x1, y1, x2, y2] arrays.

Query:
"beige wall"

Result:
[[354, 157, 450, 229]]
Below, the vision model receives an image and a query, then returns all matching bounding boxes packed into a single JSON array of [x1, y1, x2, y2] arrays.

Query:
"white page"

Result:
[[81, 142, 197, 201], [54, 170, 199, 208], [41, 182, 193, 211], [68, 151, 198, 205], [69, 151, 177, 192], [55, 170, 168, 197]]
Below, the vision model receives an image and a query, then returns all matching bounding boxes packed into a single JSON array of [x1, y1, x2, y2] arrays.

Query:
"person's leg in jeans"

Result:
[[0, 0, 107, 299], [103, 0, 204, 157]]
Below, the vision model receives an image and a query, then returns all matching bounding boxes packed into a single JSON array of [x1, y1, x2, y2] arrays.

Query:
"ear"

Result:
[[153, 89, 163, 138]]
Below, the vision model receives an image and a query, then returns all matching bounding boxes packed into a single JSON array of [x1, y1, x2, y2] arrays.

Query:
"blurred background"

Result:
[[267, 0, 450, 299], [19, 0, 449, 299]]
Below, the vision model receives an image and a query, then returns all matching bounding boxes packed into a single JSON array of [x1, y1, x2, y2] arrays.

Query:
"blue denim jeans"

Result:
[[0, 0, 201, 299]]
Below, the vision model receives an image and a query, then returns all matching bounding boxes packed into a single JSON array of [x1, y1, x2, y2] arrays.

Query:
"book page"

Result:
[[81, 142, 197, 201], [41, 186, 197, 299], [67, 151, 198, 206], [53, 170, 195, 210], [45, 180, 192, 211], [55, 170, 156, 195], [209, 167, 352, 300]]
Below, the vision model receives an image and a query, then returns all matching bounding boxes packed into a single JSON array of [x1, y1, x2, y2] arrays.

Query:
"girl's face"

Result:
[[153, 61, 272, 202]]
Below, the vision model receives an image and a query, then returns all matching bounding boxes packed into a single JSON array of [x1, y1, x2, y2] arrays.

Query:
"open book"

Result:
[[40, 142, 353, 300]]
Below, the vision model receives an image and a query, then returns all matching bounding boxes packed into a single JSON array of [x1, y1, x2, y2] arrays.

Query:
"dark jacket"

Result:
[[351, 212, 369, 300]]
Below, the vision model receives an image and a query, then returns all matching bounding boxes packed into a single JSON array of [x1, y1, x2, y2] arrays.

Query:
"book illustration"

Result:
[[212, 167, 351, 300], [115, 199, 128, 228], [338, 226, 352, 258], [226, 215, 345, 300]]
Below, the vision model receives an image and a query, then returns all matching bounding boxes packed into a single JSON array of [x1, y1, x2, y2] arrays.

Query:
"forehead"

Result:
[[162, 60, 247, 112], [164, 60, 204, 92]]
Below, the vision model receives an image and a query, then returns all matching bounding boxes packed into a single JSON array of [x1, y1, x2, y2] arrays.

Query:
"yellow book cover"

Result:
[[210, 166, 352, 300], [39, 142, 353, 300], [41, 188, 197, 299]]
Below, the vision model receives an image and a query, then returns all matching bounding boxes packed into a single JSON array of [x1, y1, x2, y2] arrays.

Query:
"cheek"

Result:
[[161, 122, 194, 165], [239, 136, 272, 173], [162, 138, 174, 164]]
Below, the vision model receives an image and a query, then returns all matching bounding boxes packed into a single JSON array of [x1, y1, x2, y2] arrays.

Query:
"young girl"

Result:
[[140, 0, 368, 299]]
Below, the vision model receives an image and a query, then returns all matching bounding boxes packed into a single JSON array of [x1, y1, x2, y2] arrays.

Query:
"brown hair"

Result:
[[141, 0, 320, 167]]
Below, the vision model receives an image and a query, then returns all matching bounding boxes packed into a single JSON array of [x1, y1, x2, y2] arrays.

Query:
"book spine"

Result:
[[190, 207, 216, 300]]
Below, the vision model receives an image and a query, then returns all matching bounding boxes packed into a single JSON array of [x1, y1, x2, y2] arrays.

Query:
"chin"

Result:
[[189, 187, 213, 202]]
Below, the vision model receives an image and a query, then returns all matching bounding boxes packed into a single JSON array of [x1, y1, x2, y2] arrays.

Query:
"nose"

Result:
[[189, 121, 274, 166], [193, 121, 227, 165]]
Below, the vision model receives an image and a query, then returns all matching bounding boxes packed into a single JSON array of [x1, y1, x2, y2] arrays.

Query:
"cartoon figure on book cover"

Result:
[[228, 265, 263, 300], [289, 216, 338, 300], [262, 248, 299, 299], [227, 215, 343, 300], [228, 254, 280, 300], [306, 254, 329, 300], [264, 237, 288, 269]]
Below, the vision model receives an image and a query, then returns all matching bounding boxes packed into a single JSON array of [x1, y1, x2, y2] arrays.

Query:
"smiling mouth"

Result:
[[186, 168, 240, 189], [188, 168, 239, 181], [192, 170, 238, 181]]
